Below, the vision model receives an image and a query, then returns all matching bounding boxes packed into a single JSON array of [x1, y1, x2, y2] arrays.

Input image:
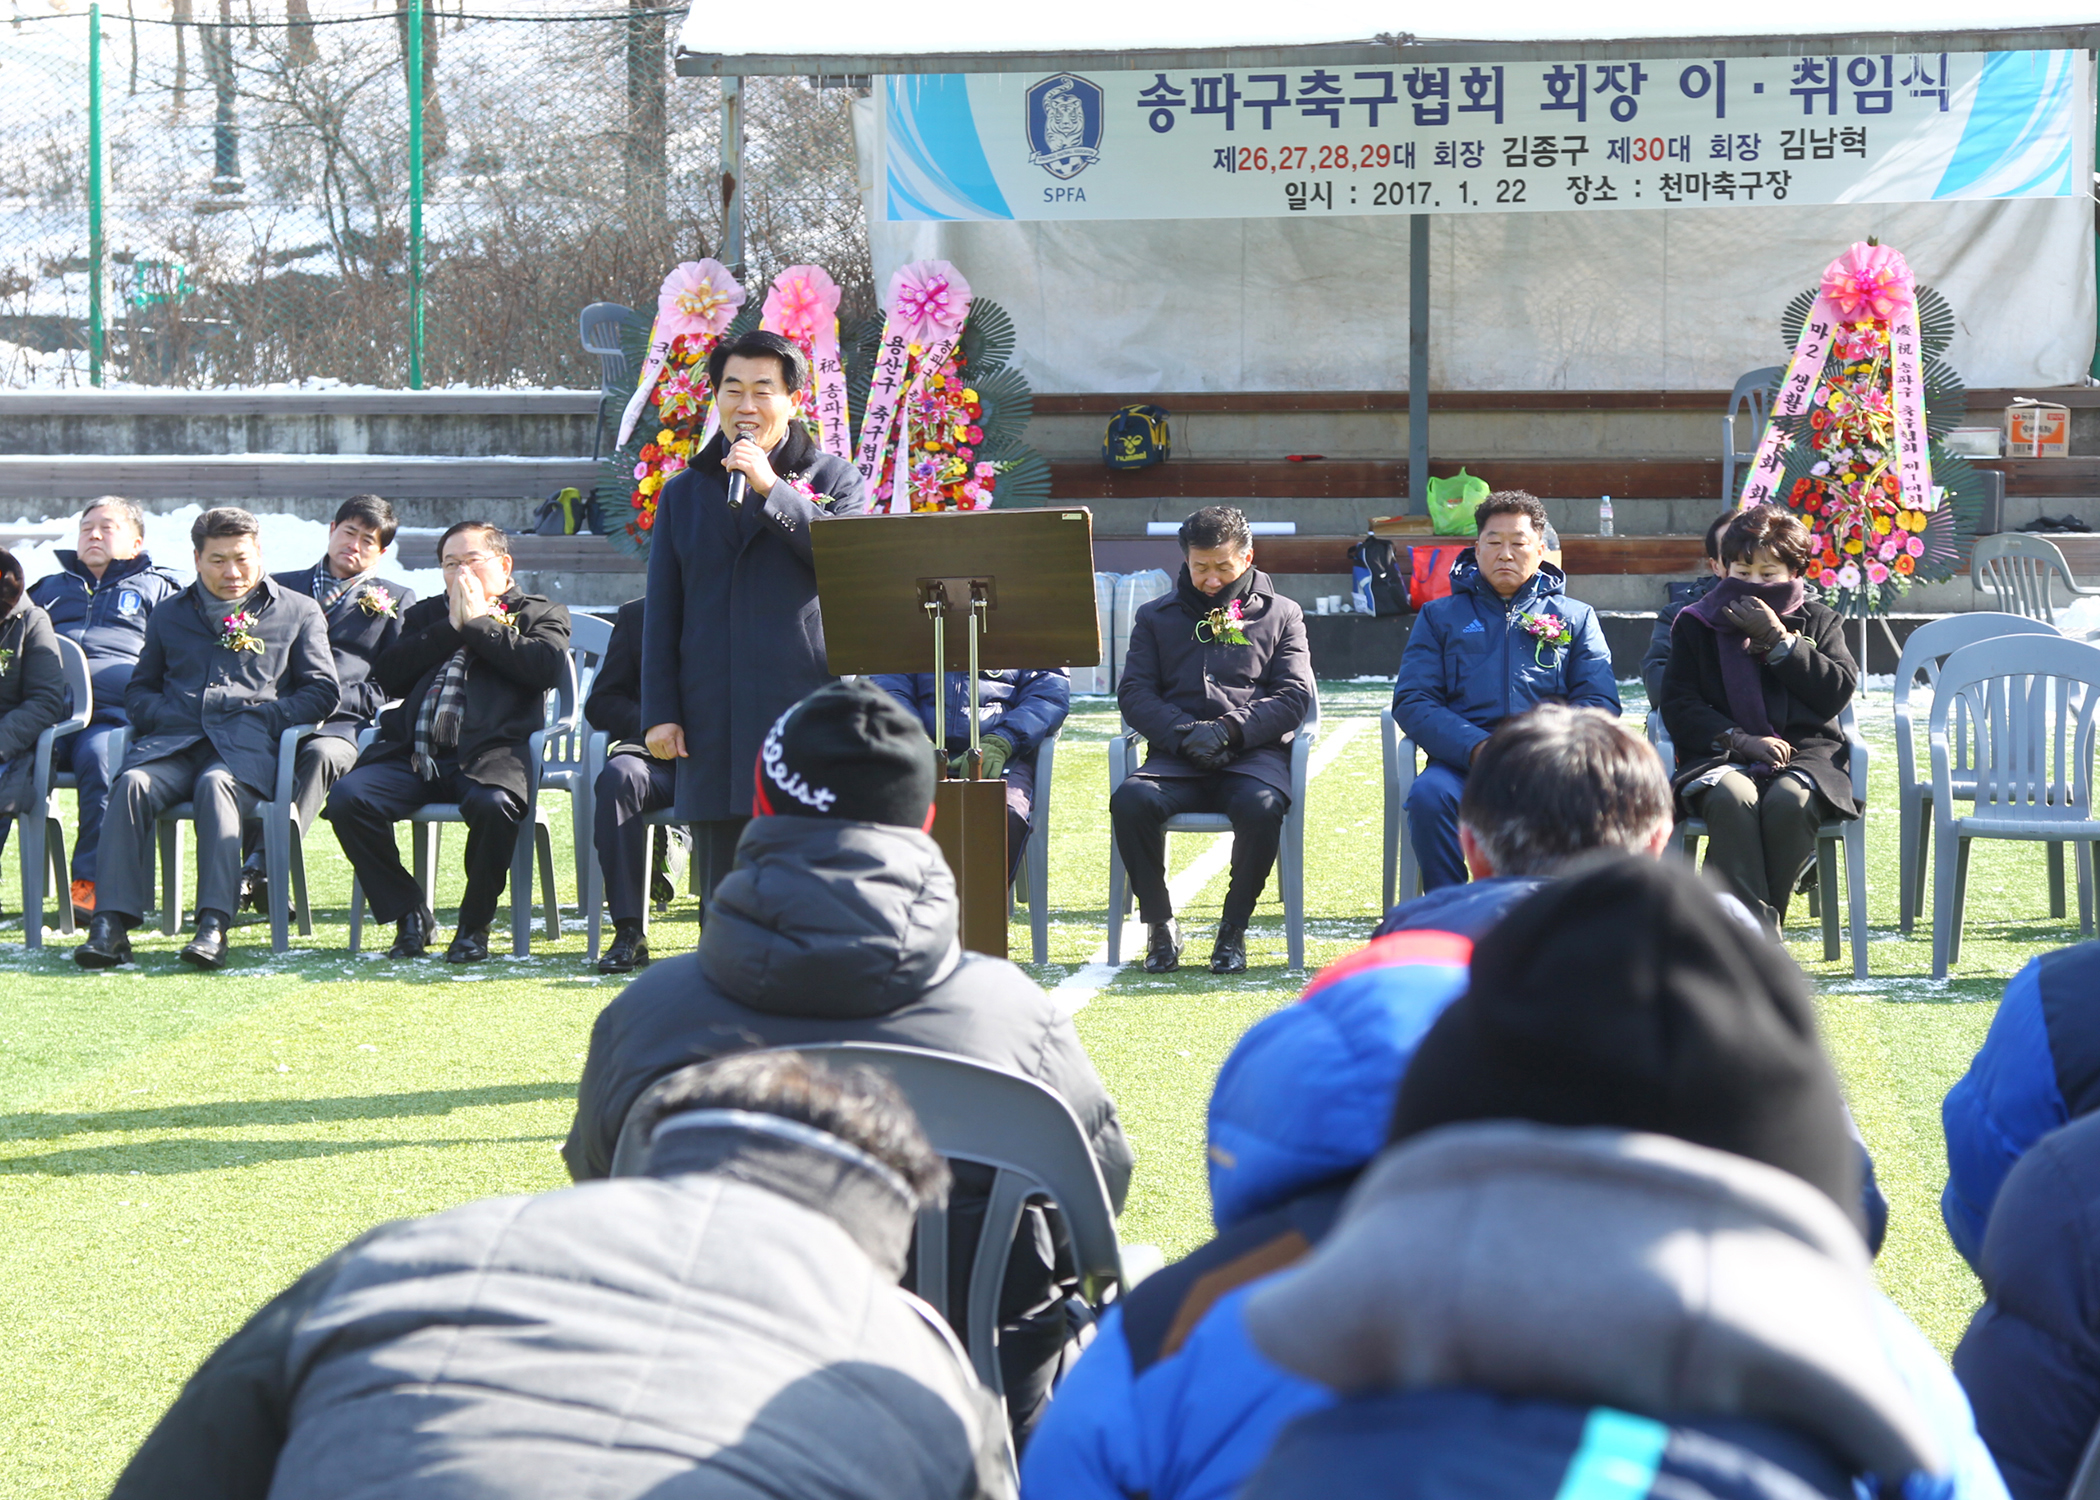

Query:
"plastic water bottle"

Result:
[[1598, 494, 1614, 537]]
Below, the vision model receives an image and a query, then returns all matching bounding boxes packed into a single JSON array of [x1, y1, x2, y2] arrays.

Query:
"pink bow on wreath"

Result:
[[763, 265, 841, 339], [891, 261, 972, 345], [657, 259, 745, 339], [1821, 241, 1915, 322]]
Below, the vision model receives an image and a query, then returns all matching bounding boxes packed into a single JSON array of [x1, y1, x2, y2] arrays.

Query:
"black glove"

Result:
[[1181, 720, 1235, 770]]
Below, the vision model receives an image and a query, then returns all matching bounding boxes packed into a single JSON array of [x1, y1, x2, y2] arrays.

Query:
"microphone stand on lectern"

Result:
[[812, 508, 1102, 959]]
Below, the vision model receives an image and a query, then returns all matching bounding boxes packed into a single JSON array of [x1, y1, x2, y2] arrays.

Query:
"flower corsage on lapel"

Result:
[[1517, 608, 1572, 666], [1195, 599, 1251, 646], [357, 586, 399, 619], [219, 610, 265, 654], [0, 647, 18, 677], [485, 597, 521, 632]]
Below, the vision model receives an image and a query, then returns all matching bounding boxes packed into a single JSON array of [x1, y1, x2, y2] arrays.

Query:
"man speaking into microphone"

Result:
[[640, 328, 869, 910]]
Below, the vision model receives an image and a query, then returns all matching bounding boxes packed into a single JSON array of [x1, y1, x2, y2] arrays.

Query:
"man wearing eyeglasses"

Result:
[[322, 521, 570, 963]]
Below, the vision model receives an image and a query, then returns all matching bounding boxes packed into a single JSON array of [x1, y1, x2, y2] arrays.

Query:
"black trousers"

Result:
[[593, 752, 677, 925], [1109, 770, 1289, 928], [323, 758, 525, 932], [96, 743, 261, 924]]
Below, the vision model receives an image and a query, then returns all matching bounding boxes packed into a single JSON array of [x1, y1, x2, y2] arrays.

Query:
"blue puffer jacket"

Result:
[[1941, 942, 2100, 1269], [868, 670, 1071, 759], [28, 551, 184, 725], [1954, 1110, 2100, 1500], [1019, 931, 1475, 1500], [1373, 875, 1549, 940], [1391, 554, 1620, 771]]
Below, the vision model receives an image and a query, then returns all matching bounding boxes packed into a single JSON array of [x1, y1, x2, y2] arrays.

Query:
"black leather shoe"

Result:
[[445, 928, 490, 964], [598, 922, 651, 974], [1143, 919, 1182, 974], [73, 912, 133, 969], [388, 906, 435, 959], [237, 861, 268, 916], [180, 909, 230, 969], [1209, 921, 1249, 976]]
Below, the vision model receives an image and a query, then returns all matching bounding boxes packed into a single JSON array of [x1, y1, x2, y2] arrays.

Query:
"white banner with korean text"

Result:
[[874, 50, 2091, 222]]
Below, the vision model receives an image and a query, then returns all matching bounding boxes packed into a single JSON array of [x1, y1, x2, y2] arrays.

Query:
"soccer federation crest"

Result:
[[1026, 74, 1104, 180]]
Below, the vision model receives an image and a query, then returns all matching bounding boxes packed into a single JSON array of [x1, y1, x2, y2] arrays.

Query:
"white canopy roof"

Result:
[[676, 1, 2100, 75]]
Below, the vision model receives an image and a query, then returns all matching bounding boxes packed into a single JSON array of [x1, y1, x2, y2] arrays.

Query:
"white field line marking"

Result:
[[1052, 717, 1367, 1017]]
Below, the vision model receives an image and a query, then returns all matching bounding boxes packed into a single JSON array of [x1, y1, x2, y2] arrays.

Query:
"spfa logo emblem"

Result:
[[1026, 73, 1104, 180]]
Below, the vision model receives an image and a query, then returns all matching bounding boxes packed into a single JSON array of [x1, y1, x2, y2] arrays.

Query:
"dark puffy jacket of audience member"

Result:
[[1941, 941, 2100, 1269], [564, 812, 1133, 1431], [1021, 931, 1474, 1500], [1955, 1109, 2100, 1500], [1240, 858, 2008, 1500], [1372, 874, 1549, 941], [30, 550, 183, 725], [868, 669, 1071, 761], [108, 1106, 1012, 1500]]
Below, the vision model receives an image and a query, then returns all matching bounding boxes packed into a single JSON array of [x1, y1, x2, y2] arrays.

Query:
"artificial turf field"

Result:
[[0, 677, 2069, 1495]]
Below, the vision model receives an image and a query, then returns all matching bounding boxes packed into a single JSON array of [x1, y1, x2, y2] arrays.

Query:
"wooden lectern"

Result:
[[812, 508, 1102, 957]]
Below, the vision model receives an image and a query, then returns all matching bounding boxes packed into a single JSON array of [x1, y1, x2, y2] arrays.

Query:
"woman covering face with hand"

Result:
[[1658, 505, 1860, 930]]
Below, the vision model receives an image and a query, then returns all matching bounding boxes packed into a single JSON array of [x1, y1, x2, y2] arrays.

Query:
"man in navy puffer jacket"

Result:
[[1018, 929, 1474, 1500], [1940, 940, 2100, 1269], [1392, 491, 1618, 892], [28, 497, 182, 909], [1954, 1109, 2100, 1500]]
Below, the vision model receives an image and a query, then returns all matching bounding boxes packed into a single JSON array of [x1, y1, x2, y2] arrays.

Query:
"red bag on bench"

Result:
[[1407, 545, 1467, 610]]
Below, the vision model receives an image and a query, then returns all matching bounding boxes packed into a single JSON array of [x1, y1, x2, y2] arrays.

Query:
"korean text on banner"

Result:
[[875, 50, 2091, 223]]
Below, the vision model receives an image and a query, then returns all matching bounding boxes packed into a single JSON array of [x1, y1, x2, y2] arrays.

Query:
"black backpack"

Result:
[[1103, 404, 1170, 469], [1348, 535, 1409, 617], [531, 487, 586, 535]]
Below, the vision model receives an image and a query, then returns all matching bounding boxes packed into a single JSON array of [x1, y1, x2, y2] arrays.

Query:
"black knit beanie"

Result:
[[752, 681, 936, 828], [1389, 854, 1862, 1226]]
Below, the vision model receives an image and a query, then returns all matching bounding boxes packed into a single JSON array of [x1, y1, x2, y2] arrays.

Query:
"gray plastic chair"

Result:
[[580, 302, 646, 461], [1721, 365, 1786, 504], [2068, 1413, 2100, 1500], [1892, 613, 2062, 934], [153, 721, 325, 953], [1972, 533, 2100, 624], [1106, 696, 1320, 970], [1008, 725, 1061, 965], [347, 655, 577, 957], [1380, 706, 1419, 912], [547, 611, 613, 924], [1930, 634, 2100, 977], [608, 1040, 1125, 1403], [1652, 707, 1871, 978], [17, 636, 92, 946]]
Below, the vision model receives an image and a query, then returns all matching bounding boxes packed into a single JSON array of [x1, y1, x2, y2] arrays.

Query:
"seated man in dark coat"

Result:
[[73, 508, 340, 971], [28, 495, 183, 915], [640, 329, 868, 909], [1954, 1108, 2100, 1500], [869, 667, 1070, 880], [587, 596, 674, 974], [322, 521, 570, 964], [107, 1051, 1012, 1500], [238, 493, 415, 920], [1392, 489, 1620, 895], [567, 680, 1132, 1440], [1110, 505, 1315, 976], [0, 548, 75, 856]]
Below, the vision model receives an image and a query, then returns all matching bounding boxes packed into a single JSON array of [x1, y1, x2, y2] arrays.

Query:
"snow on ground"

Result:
[[6, 505, 443, 599]]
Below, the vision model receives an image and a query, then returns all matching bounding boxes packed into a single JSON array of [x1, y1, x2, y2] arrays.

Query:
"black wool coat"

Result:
[[0, 598, 71, 814], [583, 597, 645, 748], [639, 423, 869, 821], [1117, 568, 1316, 795], [271, 565, 416, 741], [1659, 595, 1859, 818], [360, 590, 570, 801], [123, 579, 341, 796]]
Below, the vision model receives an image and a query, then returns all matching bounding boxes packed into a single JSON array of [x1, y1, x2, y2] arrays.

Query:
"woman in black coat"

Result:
[[0, 548, 70, 820], [1660, 505, 1858, 927], [638, 330, 868, 901]]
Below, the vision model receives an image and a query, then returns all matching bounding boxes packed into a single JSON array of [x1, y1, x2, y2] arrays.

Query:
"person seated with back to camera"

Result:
[[107, 1051, 1014, 1500], [236, 493, 415, 922], [1391, 489, 1619, 894], [1659, 504, 1858, 932], [1111, 504, 1315, 977], [869, 664, 1070, 882], [321, 521, 569, 965], [1640, 508, 1735, 706], [28, 495, 184, 916], [72, 508, 339, 972], [586, 595, 677, 975]]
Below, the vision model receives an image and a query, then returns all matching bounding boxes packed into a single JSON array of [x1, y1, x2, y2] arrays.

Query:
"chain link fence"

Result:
[[0, 2, 872, 388]]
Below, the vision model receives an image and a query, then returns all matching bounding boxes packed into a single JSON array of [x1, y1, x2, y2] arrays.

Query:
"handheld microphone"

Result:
[[725, 471, 747, 509]]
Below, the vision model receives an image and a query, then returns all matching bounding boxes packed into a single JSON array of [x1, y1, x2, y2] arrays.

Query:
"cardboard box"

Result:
[[1369, 514, 1435, 537], [2007, 400, 2070, 458]]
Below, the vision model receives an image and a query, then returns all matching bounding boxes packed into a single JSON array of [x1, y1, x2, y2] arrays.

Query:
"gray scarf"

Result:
[[412, 649, 473, 779], [311, 558, 373, 613]]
